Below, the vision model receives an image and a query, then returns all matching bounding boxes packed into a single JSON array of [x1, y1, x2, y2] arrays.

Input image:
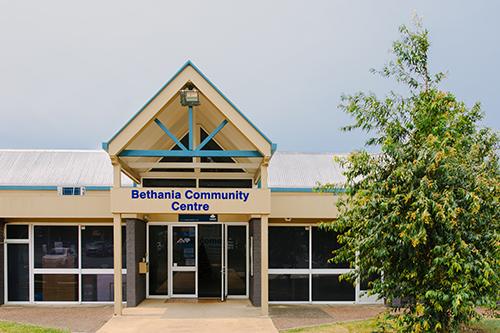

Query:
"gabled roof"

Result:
[[104, 60, 275, 156], [0, 150, 344, 190]]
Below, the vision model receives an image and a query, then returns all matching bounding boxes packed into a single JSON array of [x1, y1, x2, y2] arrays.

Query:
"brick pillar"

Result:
[[125, 218, 146, 307], [249, 218, 261, 306], [0, 219, 5, 305]]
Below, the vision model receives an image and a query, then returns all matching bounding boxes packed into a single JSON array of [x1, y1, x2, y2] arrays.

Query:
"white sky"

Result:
[[0, 0, 498, 152]]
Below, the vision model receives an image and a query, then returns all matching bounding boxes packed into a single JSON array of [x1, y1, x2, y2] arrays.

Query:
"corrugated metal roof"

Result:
[[268, 151, 346, 188], [0, 149, 132, 187], [0, 150, 345, 189]]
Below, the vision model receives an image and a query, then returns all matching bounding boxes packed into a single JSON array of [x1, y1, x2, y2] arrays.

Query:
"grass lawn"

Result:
[[0, 321, 68, 333], [282, 318, 500, 333]]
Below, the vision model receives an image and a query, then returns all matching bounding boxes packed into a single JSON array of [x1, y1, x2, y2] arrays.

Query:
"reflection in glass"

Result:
[[269, 274, 309, 301], [34, 226, 78, 268], [148, 226, 168, 295], [312, 227, 349, 269], [172, 272, 196, 294], [82, 274, 127, 302], [34, 274, 78, 301], [269, 227, 309, 269], [312, 274, 355, 301], [227, 226, 246, 295], [198, 224, 222, 297], [81, 226, 113, 269], [7, 244, 29, 301], [173, 227, 196, 266]]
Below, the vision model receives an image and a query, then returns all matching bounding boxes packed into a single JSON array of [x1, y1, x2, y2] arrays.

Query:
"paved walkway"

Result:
[[97, 300, 277, 333]]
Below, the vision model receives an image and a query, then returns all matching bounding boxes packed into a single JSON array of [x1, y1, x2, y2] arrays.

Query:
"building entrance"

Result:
[[147, 223, 248, 300]]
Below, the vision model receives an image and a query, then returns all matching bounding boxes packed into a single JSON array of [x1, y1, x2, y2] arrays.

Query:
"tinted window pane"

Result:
[[142, 178, 196, 188], [34, 226, 78, 268], [360, 273, 380, 291], [227, 226, 247, 295], [312, 227, 349, 269], [6, 225, 28, 239], [269, 274, 309, 302], [122, 226, 127, 269], [172, 227, 196, 266], [82, 226, 113, 268], [199, 179, 252, 188], [82, 274, 127, 302], [34, 274, 78, 301], [7, 244, 29, 301], [172, 272, 195, 294], [312, 274, 355, 301], [148, 226, 168, 295], [269, 227, 309, 269]]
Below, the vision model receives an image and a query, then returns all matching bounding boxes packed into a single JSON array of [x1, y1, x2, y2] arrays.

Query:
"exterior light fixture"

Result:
[[180, 88, 200, 106]]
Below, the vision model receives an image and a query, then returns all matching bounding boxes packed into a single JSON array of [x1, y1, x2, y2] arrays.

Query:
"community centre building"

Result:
[[0, 61, 380, 315]]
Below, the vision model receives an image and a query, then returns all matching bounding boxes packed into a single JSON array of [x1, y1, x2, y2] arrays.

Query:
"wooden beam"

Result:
[[140, 172, 254, 179], [119, 150, 263, 158], [127, 162, 260, 170]]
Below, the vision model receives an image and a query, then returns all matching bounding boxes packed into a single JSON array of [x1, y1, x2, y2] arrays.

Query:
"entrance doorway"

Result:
[[147, 223, 248, 300]]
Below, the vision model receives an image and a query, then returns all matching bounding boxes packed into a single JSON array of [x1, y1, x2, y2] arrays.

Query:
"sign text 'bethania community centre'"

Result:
[[131, 189, 250, 211]]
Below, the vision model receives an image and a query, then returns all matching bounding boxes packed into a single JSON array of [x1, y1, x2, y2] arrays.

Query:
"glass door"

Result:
[[171, 226, 197, 297], [197, 224, 223, 298], [225, 225, 248, 298]]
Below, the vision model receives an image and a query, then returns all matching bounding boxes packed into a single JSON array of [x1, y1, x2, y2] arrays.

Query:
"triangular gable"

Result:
[[104, 61, 274, 157]]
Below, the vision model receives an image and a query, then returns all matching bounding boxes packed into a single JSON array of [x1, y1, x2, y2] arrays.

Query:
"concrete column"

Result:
[[260, 215, 269, 315], [0, 219, 5, 305], [113, 213, 123, 315], [125, 218, 146, 307], [249, 218, 261, 306]]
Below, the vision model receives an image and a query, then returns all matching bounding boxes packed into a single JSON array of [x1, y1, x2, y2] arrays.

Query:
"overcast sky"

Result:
[[0, 1, 498, 153]]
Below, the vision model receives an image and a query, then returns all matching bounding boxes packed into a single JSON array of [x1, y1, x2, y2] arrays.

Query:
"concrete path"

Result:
[[97, 300, 277, 333]]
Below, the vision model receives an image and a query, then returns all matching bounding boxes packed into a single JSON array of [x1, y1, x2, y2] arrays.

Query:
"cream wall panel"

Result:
[[0, 190, 112, 218], [111, 187, 271, 214], [270, 192, 340, 219]]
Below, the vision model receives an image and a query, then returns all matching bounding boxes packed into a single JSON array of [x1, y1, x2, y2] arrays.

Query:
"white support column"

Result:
[[112, 159, 123, 315], [112, 159, 122, 188], [113, 213, 123, 315]]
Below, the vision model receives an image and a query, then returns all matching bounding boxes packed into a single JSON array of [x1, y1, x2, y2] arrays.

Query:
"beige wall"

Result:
[[0, 190, 112, 218], [269, 192, 340, 219], [0, 190, 340, 220]]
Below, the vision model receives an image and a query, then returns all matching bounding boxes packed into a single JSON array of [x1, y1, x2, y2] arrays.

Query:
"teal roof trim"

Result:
[[105, 60, 274, 150]]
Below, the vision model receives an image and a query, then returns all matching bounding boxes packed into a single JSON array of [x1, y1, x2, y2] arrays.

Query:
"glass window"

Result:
[[34, 226, 78, 269], [360, 273, 380, 291], [7, 244, 29, 301], [312, 227, 349, 269], [312, 274, 355, 301], [34, 274, 78, 301], [172, 227, 196, 266], [148, 226, 168, 295], [81, 226, 113, 269], [82, 274, 126, 302], [6, 225, 28, 239], [172, 272, 195, 295], [227, 226, 247, 296], [269, 227, 309, 269], [269, 274, 309, 302]]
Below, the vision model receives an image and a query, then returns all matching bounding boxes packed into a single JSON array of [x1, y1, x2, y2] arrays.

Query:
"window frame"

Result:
[[4, 222, 126, 305], [268, 224, 357, 304]]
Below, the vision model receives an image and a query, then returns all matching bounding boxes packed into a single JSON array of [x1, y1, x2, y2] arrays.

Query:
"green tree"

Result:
[[322, 19, 499, 332]]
